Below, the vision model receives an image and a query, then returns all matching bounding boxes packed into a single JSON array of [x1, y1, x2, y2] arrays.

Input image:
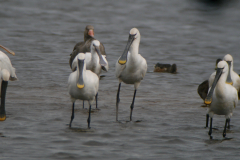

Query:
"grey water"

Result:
[[1, 0, 240, 159]]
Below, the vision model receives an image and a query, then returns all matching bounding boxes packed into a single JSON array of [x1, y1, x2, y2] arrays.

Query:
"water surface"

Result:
[[1, 0, 240, 159]]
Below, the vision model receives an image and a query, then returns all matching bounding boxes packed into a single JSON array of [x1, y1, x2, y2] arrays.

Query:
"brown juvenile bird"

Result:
[[69, 25, 107, 70]]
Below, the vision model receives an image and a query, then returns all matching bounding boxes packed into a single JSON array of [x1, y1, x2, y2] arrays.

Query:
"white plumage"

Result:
[[0, 45, 17, 121], [71, 40, 107, 109], [205, 60, 238, 138], [209, 54, 240, 91], [115, 28, 147, 121], [71, 40, 107, 76], [68, 53, 99, 128]]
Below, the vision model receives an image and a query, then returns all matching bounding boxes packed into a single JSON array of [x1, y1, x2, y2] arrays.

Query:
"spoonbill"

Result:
[[0, 45, 17, 121], [68, 53, 99, 128], [71, 40, 107, 109], [115, 28, 147, 121], [209, 54, 240, 92], [205, 60, 238, 138], [69, 25, 108, 71], [201, 54, 240, 128]]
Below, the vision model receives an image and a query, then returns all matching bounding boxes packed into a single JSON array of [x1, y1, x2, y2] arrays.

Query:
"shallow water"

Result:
[[1, 0, 240, 159]]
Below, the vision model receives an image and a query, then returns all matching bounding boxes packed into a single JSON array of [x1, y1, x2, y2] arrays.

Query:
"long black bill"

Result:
[[77, 59, 84, 89], [226, 61, 233, 85], [205, 67, 223, 105], [118, 34, 135, 65], [95, 46, 107, 68], [0, 80, 8, 121]]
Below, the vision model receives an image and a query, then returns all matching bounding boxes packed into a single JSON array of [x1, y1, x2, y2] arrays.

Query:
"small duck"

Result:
[[154, 63, 177, 73]]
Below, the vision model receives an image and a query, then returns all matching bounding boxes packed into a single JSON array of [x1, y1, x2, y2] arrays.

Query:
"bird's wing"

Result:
[[101, 55, 109, 72], [100, 42, 106, 55], [85, 52, 92, 70]]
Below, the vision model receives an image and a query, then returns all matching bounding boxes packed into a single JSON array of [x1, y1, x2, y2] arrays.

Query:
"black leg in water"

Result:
[[206, 114, 209, 128], [116, 83, 121, 121], [227, 118, 231, 129], [223, 118, 230, 137], [130, 89, 137, 121], [95, 92, 98, 109], [83, 100, 84, 109], [208, 117, 213, 138], [87, 105, 92, 129], [69, 103, 75, 128], [0, 80, 8, 121]]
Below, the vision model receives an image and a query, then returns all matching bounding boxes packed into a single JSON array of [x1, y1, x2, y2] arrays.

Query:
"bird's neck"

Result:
[[215, 73, 228, 98], [129, 40, 139, 57], [91, 50, 99, 67], [84, 36, 94, 42]]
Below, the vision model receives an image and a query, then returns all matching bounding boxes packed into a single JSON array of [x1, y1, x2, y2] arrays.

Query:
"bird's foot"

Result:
[[223, 132, 226, 138]]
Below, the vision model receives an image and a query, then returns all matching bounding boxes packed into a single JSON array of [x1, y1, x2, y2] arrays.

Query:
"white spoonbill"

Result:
[[72, 40, 107, 74], [206, 54, 240, 128], [71, 40, 107, 109], [68, 53, 99, 128], [205, 60, 238, 138], [209, 54, 240, 92], [115, 28, 147, 121], [0, 45, 17, 121]]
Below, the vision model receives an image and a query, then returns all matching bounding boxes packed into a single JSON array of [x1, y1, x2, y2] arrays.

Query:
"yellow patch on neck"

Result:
[[0, 114, 6, 121], [118, 60, 126, 65], [77, 84, 84, 89], [226, 82, 233, 85]]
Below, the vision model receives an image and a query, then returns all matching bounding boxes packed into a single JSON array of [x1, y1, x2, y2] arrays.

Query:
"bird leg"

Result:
[[69, 103, 75, 128], [87, 105, 92, 129], [206, 114, 209, 128], [227, 118, 231, 129], [0, 80, 8, 121], [83, 101, 84, 109], [116, 83, 121, 121], [95, 92, 98, 109], [130, 89, 137, 121], [223, 118, 230, 137], [208, 117, 213, 138]]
